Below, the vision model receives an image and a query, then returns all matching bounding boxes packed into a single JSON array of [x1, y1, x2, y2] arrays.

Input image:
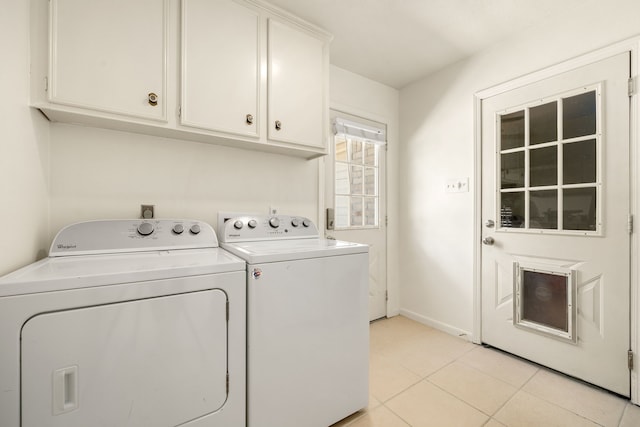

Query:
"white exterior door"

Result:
[[325, 113, 387, 321], [481, 52, 631, 396]]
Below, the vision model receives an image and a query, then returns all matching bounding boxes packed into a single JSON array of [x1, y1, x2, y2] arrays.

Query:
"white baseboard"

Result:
[[399, 308, 473, 342]]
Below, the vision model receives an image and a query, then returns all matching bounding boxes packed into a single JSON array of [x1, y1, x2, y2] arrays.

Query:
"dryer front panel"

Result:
[[21, 289, 228, 427]]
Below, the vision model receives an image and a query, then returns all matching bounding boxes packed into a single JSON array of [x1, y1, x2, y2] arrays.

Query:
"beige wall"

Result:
[[0, 0, 50, 276], [399, 0, 640, 336], [48, 123, 320, 237]]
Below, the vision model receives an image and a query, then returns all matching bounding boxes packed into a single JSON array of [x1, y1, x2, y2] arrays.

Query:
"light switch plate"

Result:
[[446, 177, 469, 193]]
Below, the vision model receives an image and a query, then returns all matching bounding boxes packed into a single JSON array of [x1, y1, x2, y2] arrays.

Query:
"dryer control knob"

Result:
[[291, 218, 300, 227], [248, 219, 258, 229], [172, 224, 184, 234], [190, 224, 201, 235], [137, 222, 154, 236], [234, 220, 244, 230], [269, 217, 280, 228], [302, 219, 311, 228]]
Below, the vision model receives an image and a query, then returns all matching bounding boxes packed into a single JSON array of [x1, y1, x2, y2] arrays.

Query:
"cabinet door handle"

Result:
[[148, 92, 158, 106], [275, 120, 282, 131], [246, 114, 254, 125]]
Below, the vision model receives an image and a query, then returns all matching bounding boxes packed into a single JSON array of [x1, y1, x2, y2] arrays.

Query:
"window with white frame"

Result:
[[498, 84, 600, 234], [333, 116, 386, 229]]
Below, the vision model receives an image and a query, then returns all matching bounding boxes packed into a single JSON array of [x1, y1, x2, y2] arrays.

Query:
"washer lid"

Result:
[[221, 238, 368, 264], [0, 248, 245, 297]]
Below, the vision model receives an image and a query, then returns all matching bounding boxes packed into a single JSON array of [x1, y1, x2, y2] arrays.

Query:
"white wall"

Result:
[[399, 0, 640, 335], [49, 123, 320, 236], [0, 0, 50, 276], [330, 65, 400, 316]]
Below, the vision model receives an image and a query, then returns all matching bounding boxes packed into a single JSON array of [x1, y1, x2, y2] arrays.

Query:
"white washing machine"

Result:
[[219, 214, 369, 427], [0, 219, 246, 427]]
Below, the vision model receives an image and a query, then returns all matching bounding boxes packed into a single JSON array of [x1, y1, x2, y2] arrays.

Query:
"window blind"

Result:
[[333, 117, 386, 145]]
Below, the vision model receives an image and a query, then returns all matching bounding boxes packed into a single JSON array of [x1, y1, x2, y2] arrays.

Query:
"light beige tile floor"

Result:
[[331, 315, 640, 427]]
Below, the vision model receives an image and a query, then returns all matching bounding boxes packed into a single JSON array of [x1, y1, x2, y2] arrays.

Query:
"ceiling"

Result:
[[268, 0, 594, 89]]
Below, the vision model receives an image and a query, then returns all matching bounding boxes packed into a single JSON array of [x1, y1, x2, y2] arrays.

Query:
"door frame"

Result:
[[318, 102, 391, 319], [473, 38, 640, 403]]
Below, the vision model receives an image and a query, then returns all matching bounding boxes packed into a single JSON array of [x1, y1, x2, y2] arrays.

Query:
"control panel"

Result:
[[49, 219, 218, 257], [219, 215, 318, 243]]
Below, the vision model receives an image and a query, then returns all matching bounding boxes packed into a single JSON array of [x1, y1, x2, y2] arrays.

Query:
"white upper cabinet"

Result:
[[181, 0, 259, 137], [32, 0, 331, 159], [268, 19, 325, 149], [48, 0, 167, 121]]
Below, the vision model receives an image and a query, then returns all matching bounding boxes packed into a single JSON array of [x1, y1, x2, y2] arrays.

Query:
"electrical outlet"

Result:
[[445, 178, 469, 193], [141, 204, 155, 219]]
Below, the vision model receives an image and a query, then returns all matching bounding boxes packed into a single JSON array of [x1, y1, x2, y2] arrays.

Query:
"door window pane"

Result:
[[335, 137, 348, 162], [335, 163, 349, 194], [530, 190, 558, 229], [364, 167, 377, 196], [364, 197, 377, 226], [530, 146, 557, 187], [364, 143, 378, 166], [501, 192, 524, 228], [563, 187, 596, 231], [335, 196, 349, 228], [563, 91, 596, 139], [501, 110, 525, 150], [501, 151, 525, 189], [350, 165, 363, 195], [530, 102, 558, 145], [563, 139, 596, 185], [350, 140, 363, 163], [350, 197, 363, 227]]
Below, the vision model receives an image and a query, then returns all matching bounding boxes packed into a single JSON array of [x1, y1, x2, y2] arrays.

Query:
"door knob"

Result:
[[482, 236, 495, 245], [147, 92, 158, 106]]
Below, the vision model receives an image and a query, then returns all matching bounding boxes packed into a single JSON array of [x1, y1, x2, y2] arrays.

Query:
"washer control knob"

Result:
[[291, 218, 300, 227], [137, 222, 154, 236], [269, 217, 280, 228], [302, 219, 311, 228], [234, 220, 244, 230], [190, 224, 201, 235], [172, 224, 184, 234], [248, 219, 258, 229]]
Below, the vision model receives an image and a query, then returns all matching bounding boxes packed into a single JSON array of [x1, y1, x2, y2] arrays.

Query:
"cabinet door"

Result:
[[49, 0, 166, 120], [268, 19, 326, 149], [181, 0, 259, 137]]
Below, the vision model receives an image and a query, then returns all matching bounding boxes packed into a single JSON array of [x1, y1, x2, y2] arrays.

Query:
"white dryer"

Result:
[[0, 219, 246, 427], [219, 214, 369, 427]]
